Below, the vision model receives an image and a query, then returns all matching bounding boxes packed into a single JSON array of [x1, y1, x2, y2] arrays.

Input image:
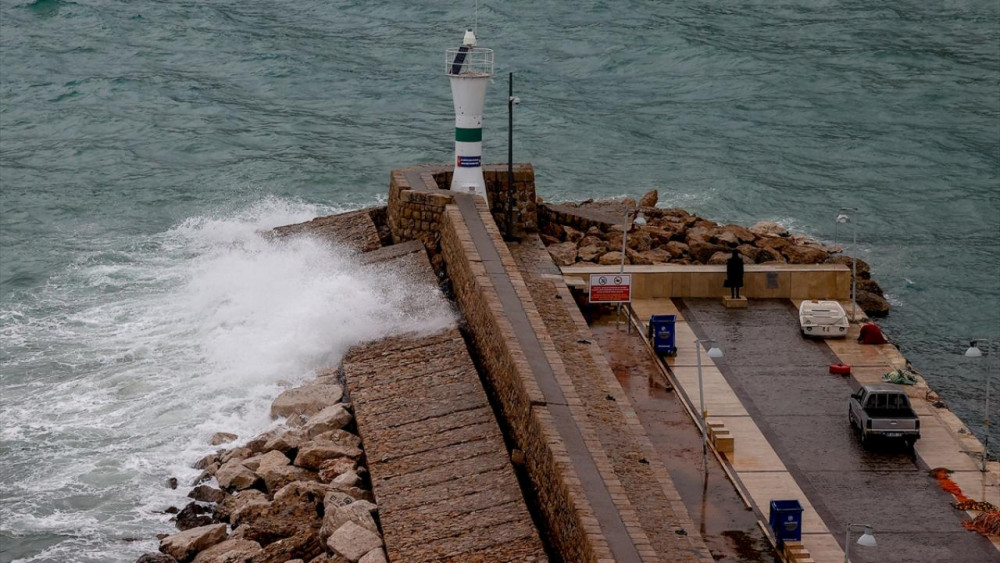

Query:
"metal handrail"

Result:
[[445, 47, 494, 76]]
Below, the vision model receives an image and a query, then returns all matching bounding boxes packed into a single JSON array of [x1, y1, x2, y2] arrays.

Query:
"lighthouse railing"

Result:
[[445, 47, 494, 77]]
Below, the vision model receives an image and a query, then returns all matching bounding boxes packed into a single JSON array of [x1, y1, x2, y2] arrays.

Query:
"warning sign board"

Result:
[[589, 274, 632, 304]]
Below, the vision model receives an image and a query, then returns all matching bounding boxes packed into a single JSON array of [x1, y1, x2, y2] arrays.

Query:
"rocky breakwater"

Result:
[[539, 190, 890, 316], [138, 375, 387, 563]]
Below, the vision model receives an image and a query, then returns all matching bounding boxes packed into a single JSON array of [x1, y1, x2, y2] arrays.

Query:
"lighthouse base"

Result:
[[450, 166, 488, 203]]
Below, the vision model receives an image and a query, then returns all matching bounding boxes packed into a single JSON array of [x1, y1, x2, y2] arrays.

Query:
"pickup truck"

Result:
[[848, 385, 920, 449]]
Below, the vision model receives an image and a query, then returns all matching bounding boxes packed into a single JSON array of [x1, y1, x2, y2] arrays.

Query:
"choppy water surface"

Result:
[[1, 1, 997, 561]]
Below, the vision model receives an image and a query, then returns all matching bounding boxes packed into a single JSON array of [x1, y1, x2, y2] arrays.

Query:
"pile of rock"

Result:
[[138, 371, 387, 563], [539, 191, 889, 316]]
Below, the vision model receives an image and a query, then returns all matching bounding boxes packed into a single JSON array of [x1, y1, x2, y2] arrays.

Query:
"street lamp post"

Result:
[[843, 523, 877, 562], [618, 207, 645, 331], [695, 338, 724, 471], [966, 339, 995, 472], [836, 208, 859, 320]]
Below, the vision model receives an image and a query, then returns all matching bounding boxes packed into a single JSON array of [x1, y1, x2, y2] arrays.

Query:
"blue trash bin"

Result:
[[648, 315, 677, 356], [768, 500, 803, 546]]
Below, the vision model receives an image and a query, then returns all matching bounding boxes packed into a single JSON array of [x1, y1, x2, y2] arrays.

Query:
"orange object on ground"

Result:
[[829, 363, 851, 375], [963, 511, 1000, 535], [858, 322, 888, 345]]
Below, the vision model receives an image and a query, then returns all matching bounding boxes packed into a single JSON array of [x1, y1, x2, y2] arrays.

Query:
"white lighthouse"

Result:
[[446, 29, 494, 202]]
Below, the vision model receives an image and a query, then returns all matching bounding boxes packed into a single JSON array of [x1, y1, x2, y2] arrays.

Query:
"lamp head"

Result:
[[836, 213, 850, 224], [633, 211, 647, 226], [966, 341, 983, 357], [463, 29, 477, 46], [707, 346, 723, 359], [857, 526, 877, 548]]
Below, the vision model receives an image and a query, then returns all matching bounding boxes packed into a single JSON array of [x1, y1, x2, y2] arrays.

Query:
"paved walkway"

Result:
[[344, 330, 547, 562], [633, 298, 845, 562], [676, 298, 998, 563]]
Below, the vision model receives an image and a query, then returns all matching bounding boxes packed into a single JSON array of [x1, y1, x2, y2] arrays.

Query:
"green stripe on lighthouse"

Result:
[[455, 127, 483, 142]]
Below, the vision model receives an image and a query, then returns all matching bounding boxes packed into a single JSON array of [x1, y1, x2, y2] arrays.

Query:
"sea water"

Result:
[[1, 1, 997, 560]]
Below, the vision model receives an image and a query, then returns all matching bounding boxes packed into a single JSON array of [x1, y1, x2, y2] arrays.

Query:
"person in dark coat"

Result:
[[724, 249, 744, 299]]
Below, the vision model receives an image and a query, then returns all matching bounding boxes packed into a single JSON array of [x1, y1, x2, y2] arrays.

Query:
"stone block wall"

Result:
[[439, 204, 598, 563], [387, 169, 454, 252]]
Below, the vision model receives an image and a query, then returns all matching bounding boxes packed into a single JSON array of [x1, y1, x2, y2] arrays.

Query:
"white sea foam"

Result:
[[0, 197, 456, 561]]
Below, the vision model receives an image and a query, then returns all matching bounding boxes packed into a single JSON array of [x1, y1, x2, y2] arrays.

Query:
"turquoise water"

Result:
[[1, 1, 997, 560]]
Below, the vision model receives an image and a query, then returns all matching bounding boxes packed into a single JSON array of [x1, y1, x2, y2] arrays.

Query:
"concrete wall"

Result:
[[561, 264, 852, 301], [439, 203, 600, 563]]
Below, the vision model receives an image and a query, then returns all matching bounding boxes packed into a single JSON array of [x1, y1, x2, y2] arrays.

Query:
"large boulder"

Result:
[[598, 251, 624, 266], [327, 522, 384, 563], [755, 236, 791, 252], [175, 502, 215, 531], [719, 224, 757, 244], [320, 499, 379, 541], [546, 242, 578, 267], [318, 458, 359, 483], [781, 244, 829, 265], [160, 524, 228, 562], [294, 442, 363, 471], [576, 235, 606, 248], [262, 429, 303, 457], [218, 489, 269, 524], [215, 460, 260, 492], [210, 433, 237, 446], [136, 554, 177, 563], [235, 481, 327, 546], [626, 248, 652, 265], [563, 225, 584, 243], [259, 461, 319, 495], [707, 251, 751, 265], [755, 247, 785, 264], [577, 245, 606, 263], [639, 189, 658, 208], [709, 229, 739, 247], [249, 530, 324, 563], [188, 485, 226, 505], [664, 241, 689, 258], [688, 241, 729, 264], [626, 229, 652, 252], [641, 226, 675, 247], [191, 539, 262, 563], [270, 385, 344, 419], [638, 248, 670, 264], [857, 290, 890, 317], [311, 429, 362, 450], [857, 278, 884, 297], [301, 404, 353, 439], [750, 221, 789, 237], [359, 550, 388, 563], [826, 255, 871, 279]]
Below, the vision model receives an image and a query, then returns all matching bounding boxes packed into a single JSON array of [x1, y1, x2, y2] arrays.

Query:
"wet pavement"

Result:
[[680, 298, 999, 563], [589, 314, 772, 563]]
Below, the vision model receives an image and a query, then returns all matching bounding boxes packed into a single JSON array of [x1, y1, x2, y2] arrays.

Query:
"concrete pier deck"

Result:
[[631, 297, 999, 562]]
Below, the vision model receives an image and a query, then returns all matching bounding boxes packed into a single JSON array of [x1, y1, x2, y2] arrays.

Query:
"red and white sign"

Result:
[[589, 274, 632, 303]]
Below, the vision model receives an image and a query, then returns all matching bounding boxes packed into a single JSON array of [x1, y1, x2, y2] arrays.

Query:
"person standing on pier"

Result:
[[725, 248, 744, 299]]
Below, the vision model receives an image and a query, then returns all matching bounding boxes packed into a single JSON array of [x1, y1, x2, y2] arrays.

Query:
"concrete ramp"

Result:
[[342, 329, 546, 562]]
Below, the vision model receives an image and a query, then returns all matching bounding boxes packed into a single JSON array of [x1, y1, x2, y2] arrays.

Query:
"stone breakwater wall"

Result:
[[439, 201, 600, 562], [538, 191, 890, 316], [341, 329, 546, 561]]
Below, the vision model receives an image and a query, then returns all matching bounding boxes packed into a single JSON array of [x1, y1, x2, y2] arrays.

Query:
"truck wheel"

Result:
[[904, 437, 916, 450], [860, 431, 869, 450]]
